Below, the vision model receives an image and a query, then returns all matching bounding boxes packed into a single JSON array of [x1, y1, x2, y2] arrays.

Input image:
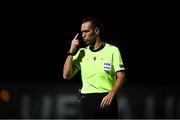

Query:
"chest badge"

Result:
[[104, 62, 111, 74]]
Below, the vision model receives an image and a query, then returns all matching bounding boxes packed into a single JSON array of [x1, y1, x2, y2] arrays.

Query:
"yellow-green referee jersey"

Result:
[[72, 43, 125, 94]]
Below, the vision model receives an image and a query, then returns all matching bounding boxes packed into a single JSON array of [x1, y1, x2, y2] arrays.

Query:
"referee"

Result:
[[63, 17, 126, 119]]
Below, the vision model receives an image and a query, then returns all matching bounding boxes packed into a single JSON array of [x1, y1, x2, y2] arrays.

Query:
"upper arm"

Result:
[[116, 71, 125, 79]]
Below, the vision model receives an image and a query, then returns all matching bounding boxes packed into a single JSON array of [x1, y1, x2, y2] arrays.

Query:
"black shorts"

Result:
[[79, 92, 118, 119]]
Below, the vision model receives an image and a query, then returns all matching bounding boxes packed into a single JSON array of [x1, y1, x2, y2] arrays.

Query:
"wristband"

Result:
[[67, 51, 75, 56]]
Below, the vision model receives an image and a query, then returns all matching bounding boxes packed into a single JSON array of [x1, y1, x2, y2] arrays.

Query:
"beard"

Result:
[[84, 36, 96, 46]]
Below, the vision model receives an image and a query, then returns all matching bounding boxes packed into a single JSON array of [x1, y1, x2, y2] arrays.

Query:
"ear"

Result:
[[94, 28, 100, 35]]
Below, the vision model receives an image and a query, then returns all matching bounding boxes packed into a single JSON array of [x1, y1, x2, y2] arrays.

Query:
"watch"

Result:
[[67, 51, 75, 56]]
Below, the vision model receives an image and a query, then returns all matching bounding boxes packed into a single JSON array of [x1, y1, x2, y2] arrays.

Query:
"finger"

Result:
[[100, 99, 108, 109], [100, 99, 105, 108], [100, 103, 105, 109], [73, 33, 79, 39], [75, 39, 79, 43], [72, 39, 79, 45], [108, 100, 111, 106], [101, 99, 111, 108], [102, 101, 109, 109], [75, 40, 79, 46]]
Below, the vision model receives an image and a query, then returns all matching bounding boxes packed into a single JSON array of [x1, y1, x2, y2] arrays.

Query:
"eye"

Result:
[[84, 30, 89, 33]]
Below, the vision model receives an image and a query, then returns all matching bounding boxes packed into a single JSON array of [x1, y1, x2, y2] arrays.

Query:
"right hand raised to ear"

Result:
[[69, 33, 79, 54]]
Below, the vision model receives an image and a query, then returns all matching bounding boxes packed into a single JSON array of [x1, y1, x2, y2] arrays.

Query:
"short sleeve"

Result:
[[112, 47, 125, 72], [72, 48, 85, 70]]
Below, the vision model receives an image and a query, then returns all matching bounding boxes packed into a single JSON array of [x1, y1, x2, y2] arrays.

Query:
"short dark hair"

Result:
[[81, 17, 102, 29]]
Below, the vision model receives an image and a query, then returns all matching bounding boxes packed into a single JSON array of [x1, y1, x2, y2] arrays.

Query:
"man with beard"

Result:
[[63, 17, 126, 119]]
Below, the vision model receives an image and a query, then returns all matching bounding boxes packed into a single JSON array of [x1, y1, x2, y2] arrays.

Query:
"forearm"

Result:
[[63, 33, 79, 80], [63, 55, 73, 80], [109, 72, 126, 96], [100, 72, 125, 108]]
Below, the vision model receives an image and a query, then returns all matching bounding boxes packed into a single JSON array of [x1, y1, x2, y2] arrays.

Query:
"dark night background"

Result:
[[1, 1, 178, 90], [1, 3, 154, 85]]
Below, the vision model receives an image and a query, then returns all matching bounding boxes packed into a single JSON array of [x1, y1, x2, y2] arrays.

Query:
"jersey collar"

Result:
[[89, 42, 106, 52]]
